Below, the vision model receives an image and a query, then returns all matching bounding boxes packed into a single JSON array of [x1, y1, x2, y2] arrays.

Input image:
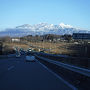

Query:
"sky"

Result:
[[0, 0, 90, 30]]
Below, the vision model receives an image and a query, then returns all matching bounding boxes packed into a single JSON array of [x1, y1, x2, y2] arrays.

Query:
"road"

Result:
[[0, 55, 74, 90]]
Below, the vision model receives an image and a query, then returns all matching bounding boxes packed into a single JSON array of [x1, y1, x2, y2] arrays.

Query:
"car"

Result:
[[20, 50, 26, 55], [16, 54, 21, 58], [16, 52, 21, 58], [28, 48, 32, 52], [25, 55, 35, 62]]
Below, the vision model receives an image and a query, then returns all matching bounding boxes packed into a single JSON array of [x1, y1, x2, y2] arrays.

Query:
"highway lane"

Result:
[[0, 56, 74, 90], [0, 57, 21, 80]]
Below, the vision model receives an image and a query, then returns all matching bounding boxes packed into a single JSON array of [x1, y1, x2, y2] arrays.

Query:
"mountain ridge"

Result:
[[0, 23, 90, 37]]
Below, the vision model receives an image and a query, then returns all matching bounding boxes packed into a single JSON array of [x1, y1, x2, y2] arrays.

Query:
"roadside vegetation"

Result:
[[0, 34, 90, 57]]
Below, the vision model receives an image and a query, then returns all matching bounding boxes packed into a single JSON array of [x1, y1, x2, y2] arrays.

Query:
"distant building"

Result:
[[12, 38, 20, 42], [73, 33, 90, 40]]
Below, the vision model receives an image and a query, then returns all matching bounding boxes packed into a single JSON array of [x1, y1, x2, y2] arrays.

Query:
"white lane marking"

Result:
[[36, 59, 78, 90], [8, 66, 15, 71]]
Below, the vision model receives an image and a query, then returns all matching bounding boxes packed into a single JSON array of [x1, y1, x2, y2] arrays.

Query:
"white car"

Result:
[[26, 55, 35, 62]]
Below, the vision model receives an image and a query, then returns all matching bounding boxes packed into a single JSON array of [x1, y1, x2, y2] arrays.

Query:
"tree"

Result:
[[64, 34, 72, 42], [0, 36, 11, 42], [0, 41, 3, 55]]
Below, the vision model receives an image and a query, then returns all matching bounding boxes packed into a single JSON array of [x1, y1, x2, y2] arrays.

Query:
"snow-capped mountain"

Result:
[[59, 23, 73, 29], [0, 23, 89, 37]]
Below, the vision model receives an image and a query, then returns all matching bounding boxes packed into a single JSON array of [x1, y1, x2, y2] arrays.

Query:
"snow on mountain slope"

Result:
[[59, 23, 73, 29], [0, 23, 89, 37]]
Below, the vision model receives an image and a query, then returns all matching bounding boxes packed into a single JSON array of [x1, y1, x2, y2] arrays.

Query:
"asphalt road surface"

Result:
[[0, 55, 74, 90]]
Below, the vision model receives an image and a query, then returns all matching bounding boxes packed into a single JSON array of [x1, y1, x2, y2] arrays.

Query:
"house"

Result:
[[12, 38, 20, 42]]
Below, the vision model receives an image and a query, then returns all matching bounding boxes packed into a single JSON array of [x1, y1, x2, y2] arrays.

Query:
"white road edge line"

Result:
[[36, 59, 78, 90], [8, 66, 15, 71]]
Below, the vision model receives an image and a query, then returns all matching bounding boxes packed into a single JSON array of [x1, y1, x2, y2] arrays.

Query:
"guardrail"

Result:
[[35, 54, 90, 89], [0, 55, 8, 58], [35, 54, 90, 77], [7, 54, 16, 57], [0, 54, 16, 59], [35, 52, 90, 69]]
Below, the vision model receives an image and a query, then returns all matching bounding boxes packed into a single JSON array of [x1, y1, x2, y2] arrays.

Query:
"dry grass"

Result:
[[3, 41, 88, 56], [3, 42, 29, 50], [27, 42, 77, 54]]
